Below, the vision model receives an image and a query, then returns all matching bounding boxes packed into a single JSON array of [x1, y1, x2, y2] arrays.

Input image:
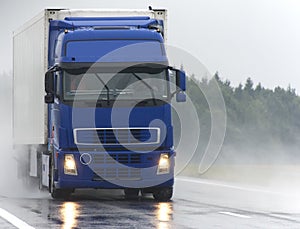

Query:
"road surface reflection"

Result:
[[52, 192, 175, 228], [156, 202, 173, 228], [60, 202, 80, 229]]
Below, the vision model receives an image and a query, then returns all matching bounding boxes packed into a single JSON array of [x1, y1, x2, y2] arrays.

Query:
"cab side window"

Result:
[[55, 73, 61, 99]]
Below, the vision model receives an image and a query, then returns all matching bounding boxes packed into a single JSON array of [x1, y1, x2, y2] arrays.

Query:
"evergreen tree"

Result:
[[185, 73, 300, 146]]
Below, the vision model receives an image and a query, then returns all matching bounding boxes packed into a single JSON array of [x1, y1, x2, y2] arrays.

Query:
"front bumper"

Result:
[[54, 150, 175, 189]]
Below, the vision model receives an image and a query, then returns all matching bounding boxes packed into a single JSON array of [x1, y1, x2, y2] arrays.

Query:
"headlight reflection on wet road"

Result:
[[60, 202, 80, 229], [156, 202, 173, 228]]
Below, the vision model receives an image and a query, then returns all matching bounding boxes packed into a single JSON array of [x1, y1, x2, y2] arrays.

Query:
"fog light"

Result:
[[64, 154, 78, 175], [157, 153, 170, 175]]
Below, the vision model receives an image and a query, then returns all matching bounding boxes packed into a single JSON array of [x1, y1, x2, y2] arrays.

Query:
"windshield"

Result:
[[63, 68, 168, 103]]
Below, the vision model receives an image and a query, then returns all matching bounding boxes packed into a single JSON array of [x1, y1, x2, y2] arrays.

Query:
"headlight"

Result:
[[157, 153, 170, 175], [64, 154, 78, 175]]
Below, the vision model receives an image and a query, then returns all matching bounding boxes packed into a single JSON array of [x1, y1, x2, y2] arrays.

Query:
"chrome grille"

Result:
[[74, 128, 160, 145]]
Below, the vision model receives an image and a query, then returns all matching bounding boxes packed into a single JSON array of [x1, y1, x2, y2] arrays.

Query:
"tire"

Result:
[[51, 188, 72, 200], [50, 160, 72, 200], [153, 187, 173, 202], [124, 188, 139, 200], [141, 189, 151, 198]]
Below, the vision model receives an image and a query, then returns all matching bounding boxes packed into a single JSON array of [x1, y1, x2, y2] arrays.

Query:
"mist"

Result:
[[177, 74, 300, 212], [0, 72, 47, 198], [0, 72, 16, 195]]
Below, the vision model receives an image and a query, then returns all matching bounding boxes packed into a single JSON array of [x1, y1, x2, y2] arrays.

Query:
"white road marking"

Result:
[[219, 211, 251, 219], [176, 176, 279, 194], [0, 208, 35, 229]]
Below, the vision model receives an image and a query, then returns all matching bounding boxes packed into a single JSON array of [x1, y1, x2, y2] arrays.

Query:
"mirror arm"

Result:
[[46, 64, 61, 74], [170, 89, 180, 99], [168, 66, 175, 71]]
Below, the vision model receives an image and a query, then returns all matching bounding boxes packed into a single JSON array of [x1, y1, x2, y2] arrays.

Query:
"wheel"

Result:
[[153, 187, 173, 202], [141, 189, 151, 198], [50, 166, 72, 199], [51, 188, 72, 199], [124, 188, 139, 200], [50, 160, 72, 200]]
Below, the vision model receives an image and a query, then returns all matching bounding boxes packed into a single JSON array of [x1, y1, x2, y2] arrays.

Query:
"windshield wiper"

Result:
[[132, 73, 157, 105], [95, 73, 110, 104]]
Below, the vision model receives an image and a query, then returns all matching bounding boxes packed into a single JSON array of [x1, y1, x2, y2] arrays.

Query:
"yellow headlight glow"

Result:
[[157, 153, 170, 175], [64, 154, 78, 175]]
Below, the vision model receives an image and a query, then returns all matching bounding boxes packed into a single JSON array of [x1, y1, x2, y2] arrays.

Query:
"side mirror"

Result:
[[176, 91, 186, 102], [176, 70, 186, 91], [45, 71, 54, 94], [45, 93, 54, 104], [45, 71, 54, 104]]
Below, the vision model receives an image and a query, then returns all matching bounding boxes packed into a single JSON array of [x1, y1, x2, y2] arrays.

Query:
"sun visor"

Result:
[[61, 40, 167, 63]]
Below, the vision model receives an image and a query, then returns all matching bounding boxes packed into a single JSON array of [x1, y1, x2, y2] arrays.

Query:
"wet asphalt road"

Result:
[[1, 177, 300, 229]]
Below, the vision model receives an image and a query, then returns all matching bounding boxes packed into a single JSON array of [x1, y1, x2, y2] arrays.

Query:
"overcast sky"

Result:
[[1, 0, 300, 91]]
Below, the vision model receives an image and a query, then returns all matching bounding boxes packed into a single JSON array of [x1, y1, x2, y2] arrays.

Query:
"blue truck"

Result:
[[13, 8, 186, 201]]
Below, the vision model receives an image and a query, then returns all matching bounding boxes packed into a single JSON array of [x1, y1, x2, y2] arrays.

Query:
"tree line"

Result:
[[186, 73, 300, 147]]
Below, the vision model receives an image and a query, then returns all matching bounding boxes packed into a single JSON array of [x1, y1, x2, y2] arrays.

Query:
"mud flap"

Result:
[[29, 147, 37, 177], [42, 154, 50, 187]]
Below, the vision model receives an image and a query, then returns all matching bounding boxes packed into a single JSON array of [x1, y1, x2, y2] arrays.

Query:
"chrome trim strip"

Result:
[[73, 127, 160, 145]]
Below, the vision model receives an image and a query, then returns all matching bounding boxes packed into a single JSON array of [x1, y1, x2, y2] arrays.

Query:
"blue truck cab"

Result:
[[13, 9, 186, 201]]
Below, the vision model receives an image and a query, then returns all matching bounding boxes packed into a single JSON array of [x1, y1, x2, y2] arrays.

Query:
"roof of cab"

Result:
[[61, 28, 164, 42]]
